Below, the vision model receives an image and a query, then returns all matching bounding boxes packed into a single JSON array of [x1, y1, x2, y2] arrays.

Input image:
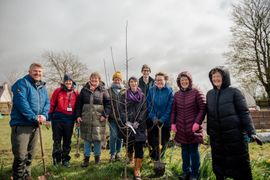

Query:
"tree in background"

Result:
[[226, 0, 270, 98], [42, 51, 88, 87], [5, 70, 25, 86]]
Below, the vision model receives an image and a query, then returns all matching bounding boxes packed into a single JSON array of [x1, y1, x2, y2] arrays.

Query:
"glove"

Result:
[[192, 123, 200, 133], [153, 119, 161, 126], [171, 124, 177, 133], [133, 122, 139, 129], [251, 134, 263, 146]]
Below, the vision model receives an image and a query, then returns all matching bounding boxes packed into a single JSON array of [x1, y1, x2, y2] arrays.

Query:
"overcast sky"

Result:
[[0, 0, 236, 92]]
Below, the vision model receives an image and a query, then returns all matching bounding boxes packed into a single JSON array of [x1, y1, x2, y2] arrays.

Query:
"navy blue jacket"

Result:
[[10, 75, 50, 126], [147, 84, 174, 127]]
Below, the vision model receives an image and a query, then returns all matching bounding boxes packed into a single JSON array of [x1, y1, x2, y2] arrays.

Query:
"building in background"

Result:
[[0, 82, 12, 115]]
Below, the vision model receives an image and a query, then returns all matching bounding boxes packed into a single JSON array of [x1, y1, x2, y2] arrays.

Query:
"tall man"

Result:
[[10, 63, 50, 179], [138, 64, 154, 96]]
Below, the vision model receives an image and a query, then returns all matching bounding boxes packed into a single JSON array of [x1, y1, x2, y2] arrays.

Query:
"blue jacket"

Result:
[[147, 84, 174, 127], [10, 75, 50, 126]]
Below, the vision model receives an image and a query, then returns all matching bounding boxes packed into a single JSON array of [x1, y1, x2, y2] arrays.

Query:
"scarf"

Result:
[[127, 88, 143, 103], [111, 83, 123, 95]]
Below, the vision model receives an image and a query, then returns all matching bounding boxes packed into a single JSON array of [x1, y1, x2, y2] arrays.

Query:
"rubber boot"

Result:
[[81, 156, 90, 167], [95, 155, 100, 164], [134, 158, 142, 180]]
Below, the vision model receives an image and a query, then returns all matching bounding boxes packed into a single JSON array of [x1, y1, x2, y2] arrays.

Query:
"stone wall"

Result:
[[251, 110, 270, 129]]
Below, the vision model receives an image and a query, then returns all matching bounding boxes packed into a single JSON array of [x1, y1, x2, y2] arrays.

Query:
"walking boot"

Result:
[[109, 154, 115, 162], [95, 155, 100, 164], [81, 156, 90, 167], [134, 158, 142, 180], [115, 153, 121, 161]]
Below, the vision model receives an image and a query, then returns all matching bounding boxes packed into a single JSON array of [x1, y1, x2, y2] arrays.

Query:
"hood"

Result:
[[176, 71, 193, 91], [63, 74, 76, 87], [209, 66, 231, 89]]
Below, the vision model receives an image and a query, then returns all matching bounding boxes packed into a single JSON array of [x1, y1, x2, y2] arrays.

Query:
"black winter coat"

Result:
[[206, 67, 255, 178], [119, 90, 147, 142], [138, 76, 154, 96]]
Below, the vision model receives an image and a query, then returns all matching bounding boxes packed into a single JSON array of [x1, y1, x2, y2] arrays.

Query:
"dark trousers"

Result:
[[52, 121, 74, 163], [11, 126, 39, 179], [181, 143, 200, 178], [214, 166, 253, 180], [127, 141, 144, 159], [147, 123, 170, 161]]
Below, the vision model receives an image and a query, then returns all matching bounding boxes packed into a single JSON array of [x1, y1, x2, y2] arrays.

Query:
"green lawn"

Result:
[[0, 116, 270, 179]]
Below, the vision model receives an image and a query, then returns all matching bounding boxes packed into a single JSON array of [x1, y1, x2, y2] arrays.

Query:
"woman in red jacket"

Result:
[[170, 71, 206, 180], [49, 74, 79, 167]]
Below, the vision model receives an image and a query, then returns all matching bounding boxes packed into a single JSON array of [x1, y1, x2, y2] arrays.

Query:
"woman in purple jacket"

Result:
[[171, 71, 206, 180]]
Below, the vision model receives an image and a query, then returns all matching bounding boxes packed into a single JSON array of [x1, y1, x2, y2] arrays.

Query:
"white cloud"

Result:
[[0, 0, 235, 91]]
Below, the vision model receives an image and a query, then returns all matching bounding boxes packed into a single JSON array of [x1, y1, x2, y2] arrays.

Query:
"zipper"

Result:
[[37, 86, 41, 115]]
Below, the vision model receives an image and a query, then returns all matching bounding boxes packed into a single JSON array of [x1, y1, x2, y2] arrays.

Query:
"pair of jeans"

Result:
[[52, 121, 74, 163], [84, 140, 101, 157], [11, 126, 39, 179], [109, 121, 122, 155], [181, 143, 200, 178]]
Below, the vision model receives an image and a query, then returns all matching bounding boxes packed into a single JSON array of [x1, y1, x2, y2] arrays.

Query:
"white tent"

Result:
[[0, 82, 12, 102]]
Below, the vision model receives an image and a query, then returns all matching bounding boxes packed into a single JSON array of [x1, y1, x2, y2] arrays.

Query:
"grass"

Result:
[[0, 116, 270, 179]]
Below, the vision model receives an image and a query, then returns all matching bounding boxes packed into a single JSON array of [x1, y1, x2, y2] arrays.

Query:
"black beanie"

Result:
[[63, 74, 73, 82]]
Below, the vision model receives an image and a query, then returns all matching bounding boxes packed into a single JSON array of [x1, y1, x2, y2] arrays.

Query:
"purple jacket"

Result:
[[171, 71, 206, 144]]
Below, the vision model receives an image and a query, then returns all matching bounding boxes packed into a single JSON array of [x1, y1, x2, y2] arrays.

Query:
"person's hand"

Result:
[[171, 124, 177, 133], [45, 121, 51, 129], [133, 122, 139, 129], [76, 117, 82, 123], [100, 116, 107, 122], [251, 134, 263, 146], [192, 123, 200, 133], [76, 117, 82, 127], [153, 119, 161, 126], [38, 115, 46, 124]]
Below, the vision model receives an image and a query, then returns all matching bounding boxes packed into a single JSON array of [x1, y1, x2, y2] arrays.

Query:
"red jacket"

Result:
[[49, 86, 79, 119]]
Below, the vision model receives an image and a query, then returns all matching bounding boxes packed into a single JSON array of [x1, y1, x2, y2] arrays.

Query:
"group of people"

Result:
[[10, 62, 261, 180]]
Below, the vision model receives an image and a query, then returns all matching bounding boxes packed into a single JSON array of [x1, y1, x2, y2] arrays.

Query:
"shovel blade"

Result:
[[38, 172, 50, 180], [38, 175, 48, 180], [153, 161, 166, 177]]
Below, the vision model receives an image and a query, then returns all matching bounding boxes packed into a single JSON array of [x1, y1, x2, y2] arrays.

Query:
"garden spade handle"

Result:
[[158, 124, 163, 162], [38, 123, 46, 174]]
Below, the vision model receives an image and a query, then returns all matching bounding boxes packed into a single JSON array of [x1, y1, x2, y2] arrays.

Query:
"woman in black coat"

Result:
[[120, 77, 147, 180], [206, 66, 261, 180]]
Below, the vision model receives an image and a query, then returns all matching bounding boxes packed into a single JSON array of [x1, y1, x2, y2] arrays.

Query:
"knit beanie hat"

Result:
[[63, 74, 73, 82], [112, 71, 123, 81]]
